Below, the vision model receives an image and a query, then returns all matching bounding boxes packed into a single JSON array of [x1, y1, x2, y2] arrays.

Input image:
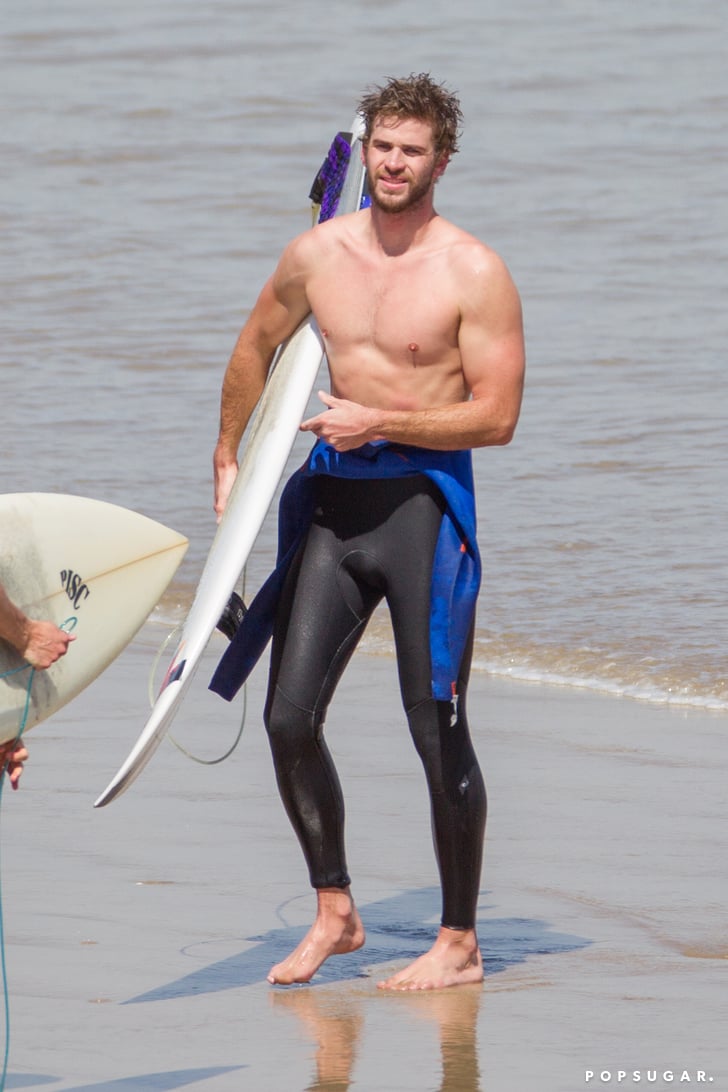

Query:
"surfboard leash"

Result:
[[0, 760, 17, 1092], [166, 682, 246, 767], [147, 581, 248, 767], [0, 662, 35, 1092], [0, 664, 35, 747]]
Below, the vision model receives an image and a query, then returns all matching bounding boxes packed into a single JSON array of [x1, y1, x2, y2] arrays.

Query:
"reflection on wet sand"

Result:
[[272, 980, 483, 1091]]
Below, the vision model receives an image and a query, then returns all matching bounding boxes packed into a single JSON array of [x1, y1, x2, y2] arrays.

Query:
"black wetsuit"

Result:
[[263, 472, 486, 930]]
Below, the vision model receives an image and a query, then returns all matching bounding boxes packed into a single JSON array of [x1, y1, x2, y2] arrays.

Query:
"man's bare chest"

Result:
[[309, 255, 460, 361]]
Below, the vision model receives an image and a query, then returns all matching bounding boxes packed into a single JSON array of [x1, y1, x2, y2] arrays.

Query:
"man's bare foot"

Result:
[[377, 926, 483, 991], [268, 887, 366, 985]]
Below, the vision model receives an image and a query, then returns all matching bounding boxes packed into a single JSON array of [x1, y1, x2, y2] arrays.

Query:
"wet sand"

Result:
[[1, 624, 726, 1091]]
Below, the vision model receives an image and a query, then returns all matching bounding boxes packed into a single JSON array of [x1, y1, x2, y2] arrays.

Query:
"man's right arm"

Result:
[[0, 585, 73, 791], [213, 236, 314, 520]]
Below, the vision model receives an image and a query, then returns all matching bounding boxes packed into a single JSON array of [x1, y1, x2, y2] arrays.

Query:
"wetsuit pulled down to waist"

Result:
[[209, 440, 481, 704]]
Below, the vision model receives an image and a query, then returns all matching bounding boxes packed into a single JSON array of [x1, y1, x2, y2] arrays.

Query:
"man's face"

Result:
[[363, 115, 448, 214]]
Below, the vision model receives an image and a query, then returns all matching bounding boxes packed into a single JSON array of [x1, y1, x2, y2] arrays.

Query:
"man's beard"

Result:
[[367, 164, 436, 214]]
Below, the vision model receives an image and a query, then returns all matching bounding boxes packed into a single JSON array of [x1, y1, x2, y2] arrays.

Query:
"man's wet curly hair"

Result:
[[357, 73, 463, 159]]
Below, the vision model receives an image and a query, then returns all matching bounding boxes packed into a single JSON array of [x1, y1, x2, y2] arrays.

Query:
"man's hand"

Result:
[[23, 621, 74, 670], [300, 391, 381, 452], [213, 452, 239, 523]]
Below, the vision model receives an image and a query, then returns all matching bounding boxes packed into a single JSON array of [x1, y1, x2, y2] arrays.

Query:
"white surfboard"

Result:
[[94, 117, 368, 807], [0, 493, 188, 744]]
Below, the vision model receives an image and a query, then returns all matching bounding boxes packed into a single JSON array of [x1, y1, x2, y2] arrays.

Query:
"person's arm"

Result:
[[301, 248, 525, 452], [0, 584, 74, 669], [0, 585, 73, 791], [213, 236, 315, 520]]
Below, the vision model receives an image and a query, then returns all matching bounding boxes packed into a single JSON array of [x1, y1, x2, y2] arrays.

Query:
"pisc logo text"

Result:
[[585, 1072, 713, 1085]]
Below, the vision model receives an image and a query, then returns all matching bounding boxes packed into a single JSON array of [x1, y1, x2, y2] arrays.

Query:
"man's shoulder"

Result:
[[436, 220, 505, 267], [435, 224, 514, 296], [286, 211, 360, 263]]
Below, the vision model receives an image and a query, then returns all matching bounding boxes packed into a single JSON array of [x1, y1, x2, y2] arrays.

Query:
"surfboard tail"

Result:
[[93, 679, 185, 806]]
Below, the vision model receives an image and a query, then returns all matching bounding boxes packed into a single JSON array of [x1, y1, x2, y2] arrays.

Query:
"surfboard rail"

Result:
[[94, 117, 367, 807], [0, 493, 188, 743]]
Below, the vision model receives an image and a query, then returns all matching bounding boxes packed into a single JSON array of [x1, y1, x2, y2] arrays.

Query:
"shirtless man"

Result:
[[212, 74, 525, 990], [0, 582, 74, 787]]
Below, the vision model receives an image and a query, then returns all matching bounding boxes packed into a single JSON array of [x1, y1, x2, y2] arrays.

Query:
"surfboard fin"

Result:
[[215, 591, 247, 642]]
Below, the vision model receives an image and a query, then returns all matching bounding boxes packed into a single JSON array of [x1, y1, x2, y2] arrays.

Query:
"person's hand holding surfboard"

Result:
[[213, 456, 239, 524]]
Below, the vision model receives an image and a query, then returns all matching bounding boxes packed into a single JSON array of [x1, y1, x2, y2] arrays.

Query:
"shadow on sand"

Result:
[[5, 1068, 244, 1090], [125, 886, 590, 1004], [10, 891, 589, 1092]]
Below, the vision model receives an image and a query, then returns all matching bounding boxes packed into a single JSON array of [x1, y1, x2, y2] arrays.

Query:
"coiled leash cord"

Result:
[[148, 585, 248, 766]]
